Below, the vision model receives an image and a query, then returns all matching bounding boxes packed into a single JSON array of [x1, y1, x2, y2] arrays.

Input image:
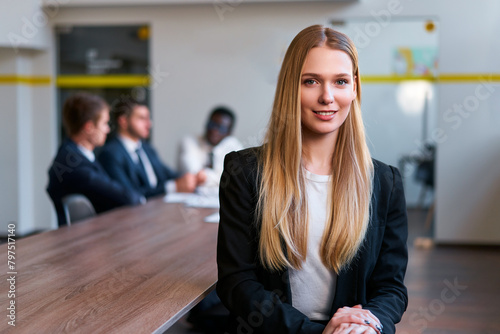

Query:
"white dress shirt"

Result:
[[178, 135, 243, 188]]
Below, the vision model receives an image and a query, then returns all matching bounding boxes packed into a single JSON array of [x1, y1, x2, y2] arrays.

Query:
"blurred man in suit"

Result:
[[98, 99, 205, 199], [47, 92, 143, 227]]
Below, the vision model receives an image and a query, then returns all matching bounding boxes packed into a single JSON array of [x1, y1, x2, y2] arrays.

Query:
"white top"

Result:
[[289, 169, 337, 321], [178, 135, 243, 188]]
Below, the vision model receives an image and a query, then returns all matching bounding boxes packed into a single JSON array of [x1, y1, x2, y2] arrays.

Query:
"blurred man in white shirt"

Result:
[[178, 106, 243, 189]]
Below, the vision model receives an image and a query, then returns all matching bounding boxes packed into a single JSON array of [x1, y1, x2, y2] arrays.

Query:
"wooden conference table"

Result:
[[0, 198, 219, 333]]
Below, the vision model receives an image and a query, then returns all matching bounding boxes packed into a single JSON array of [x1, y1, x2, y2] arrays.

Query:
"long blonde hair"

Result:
[[257, 25, 374, 274]]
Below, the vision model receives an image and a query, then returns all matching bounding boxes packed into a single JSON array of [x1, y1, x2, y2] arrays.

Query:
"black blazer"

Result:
[[97, 136, 179, 198], [217, 147, 408, 334], [46, 139, 143, 227]]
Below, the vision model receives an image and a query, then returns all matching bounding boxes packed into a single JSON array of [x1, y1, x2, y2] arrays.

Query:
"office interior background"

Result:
[[1, 2, 499, 247], [1, 1, 500, 333]]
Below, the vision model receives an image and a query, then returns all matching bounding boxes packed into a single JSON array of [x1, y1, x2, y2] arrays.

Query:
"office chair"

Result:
[[62, 194, 96, 225], [414, 144, 436, 230]]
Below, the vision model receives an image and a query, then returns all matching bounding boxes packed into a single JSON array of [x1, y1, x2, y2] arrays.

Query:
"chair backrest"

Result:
[[62, 194, 96, 226]]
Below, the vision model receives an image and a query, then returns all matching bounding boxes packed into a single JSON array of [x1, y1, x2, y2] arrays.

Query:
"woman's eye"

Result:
[[336, 79, 348, 85], [304, 79, 316, 85]]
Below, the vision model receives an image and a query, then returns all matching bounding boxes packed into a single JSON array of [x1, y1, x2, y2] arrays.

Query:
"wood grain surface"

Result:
[[0, 198, 219, 333]]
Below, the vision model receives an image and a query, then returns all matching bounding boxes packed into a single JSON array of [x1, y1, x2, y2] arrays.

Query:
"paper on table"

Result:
[[185, 195, 219, 208], [204, 212, 220, 223], [164, 193, 219, 209], [163, 193, 193, 203]]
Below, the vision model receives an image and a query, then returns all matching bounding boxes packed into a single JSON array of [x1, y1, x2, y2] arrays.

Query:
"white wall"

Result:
[[0, 46, 54, 235], [42, 0, 355, 6], [31, 48, 58, 233], [333, 19, 438, 207], [436, 83, 500, 243], [0, 0, 56, 234], [2, 0, 499, 242], [0, 52, 20, 234], [0, 0, 49, 50]]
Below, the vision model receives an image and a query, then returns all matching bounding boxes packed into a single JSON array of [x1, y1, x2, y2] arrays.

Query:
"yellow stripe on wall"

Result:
[[0, 75, 51, 85], [361, 75, 436, 83], [437, 73, 500, 83], [56, 75, 150, 88], [362, 73, 500, 83], [1, 74, 499, 87]]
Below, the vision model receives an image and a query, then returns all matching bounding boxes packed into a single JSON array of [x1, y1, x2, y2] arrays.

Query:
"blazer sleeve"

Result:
[[217, 151, 325, 334], [65, 162, 142, 208], [363, 165, 409, 334]]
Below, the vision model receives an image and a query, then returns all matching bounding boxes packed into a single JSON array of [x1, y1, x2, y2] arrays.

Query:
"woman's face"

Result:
[[300, 46, 357, 139]]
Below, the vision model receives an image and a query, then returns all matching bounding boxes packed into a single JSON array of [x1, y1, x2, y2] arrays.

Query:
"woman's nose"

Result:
[[320, 85, 334, 104]]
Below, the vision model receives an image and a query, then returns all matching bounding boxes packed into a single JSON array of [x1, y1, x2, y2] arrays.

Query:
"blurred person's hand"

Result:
[[196, 170, 207, 185], [175, 173, 197, 193]]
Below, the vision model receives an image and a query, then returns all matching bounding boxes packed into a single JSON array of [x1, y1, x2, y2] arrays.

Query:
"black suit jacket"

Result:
[[97, 136, 179, 198], [217, 147, 408, 334], [46, 139, 143, 227]]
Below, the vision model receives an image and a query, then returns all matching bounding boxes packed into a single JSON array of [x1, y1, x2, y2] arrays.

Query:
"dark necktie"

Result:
[[135, 147, 157, 188], [206, 151, 214, 169]]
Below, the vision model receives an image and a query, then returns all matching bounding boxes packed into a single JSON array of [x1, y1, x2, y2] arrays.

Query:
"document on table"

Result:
[[204, 212, 220, 223], [164, 192, 219, 225], [164, 193, 219, 208], [163, 193, 193, 203]]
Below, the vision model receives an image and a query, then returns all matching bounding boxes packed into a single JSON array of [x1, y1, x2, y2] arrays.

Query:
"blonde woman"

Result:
[[217, 25, 408, 334]]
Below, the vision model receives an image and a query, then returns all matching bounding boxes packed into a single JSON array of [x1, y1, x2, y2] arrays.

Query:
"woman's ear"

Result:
[[351, 75, 358, 100], [353, 75, 357, 95]]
